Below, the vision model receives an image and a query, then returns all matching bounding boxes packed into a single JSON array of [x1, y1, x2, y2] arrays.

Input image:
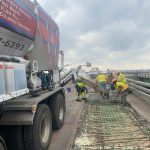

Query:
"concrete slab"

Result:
[[48, 83, 84, 150], [127, 93, 150, 122], [73, 94, 150, 149], [48, 82, 150, 150]]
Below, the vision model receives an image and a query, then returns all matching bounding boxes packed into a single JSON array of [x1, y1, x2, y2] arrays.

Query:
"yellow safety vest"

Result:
[[76, 82, 86, 96], [77, 82, 86, 87], [117, 73, 126, 83], [116, 81, 128, 92], [96, 74, 106, 82]]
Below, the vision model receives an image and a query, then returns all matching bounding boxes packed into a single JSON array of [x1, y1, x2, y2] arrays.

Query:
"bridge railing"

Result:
[[127, 78, 150, 102], [122, 70, 150, 78]]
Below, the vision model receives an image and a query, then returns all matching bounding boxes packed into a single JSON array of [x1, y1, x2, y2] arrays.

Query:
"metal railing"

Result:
[[122, 70, 150, 78], [127, 78, 150, 102], [60, 69, 76, 87]]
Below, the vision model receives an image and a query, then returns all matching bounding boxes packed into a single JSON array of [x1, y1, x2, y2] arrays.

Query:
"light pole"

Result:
[[59, 50, 64, 69]]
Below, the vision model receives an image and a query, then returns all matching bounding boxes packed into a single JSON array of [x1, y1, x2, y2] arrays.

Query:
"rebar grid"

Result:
[[73, 94, 150, 150]]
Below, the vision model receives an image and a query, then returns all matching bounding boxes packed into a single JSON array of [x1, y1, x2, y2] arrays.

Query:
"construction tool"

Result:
[[79, 76, 109, 94], [113, 89, 128, 104]]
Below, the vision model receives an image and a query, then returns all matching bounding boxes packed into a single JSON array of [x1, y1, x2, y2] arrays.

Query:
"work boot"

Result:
[[82, 97, 87, 102], [76, 98, 82, 102]]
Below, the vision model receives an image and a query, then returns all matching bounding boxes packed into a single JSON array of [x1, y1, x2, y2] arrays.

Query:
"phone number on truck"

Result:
[[0, 38, 25, 51]]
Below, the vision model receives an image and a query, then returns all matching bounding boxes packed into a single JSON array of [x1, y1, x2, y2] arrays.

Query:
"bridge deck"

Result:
[[48, 83, 150, 150], [73, 94, 150, 149]]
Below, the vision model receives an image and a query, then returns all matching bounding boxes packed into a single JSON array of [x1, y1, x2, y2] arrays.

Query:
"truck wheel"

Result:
[[0, 142, 5, 150], [6, 126, 24, 150], [0, 137, 7, 150], [49, 93, 65, 129], [24, 104, 52, 150]]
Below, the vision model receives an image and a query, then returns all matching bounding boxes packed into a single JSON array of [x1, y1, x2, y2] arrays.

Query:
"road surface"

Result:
[[48, 83, 150, 150], [49, 83, 84, 150]]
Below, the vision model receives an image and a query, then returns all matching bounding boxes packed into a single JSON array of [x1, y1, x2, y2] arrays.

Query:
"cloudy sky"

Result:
[[37, 0, 150, 70]]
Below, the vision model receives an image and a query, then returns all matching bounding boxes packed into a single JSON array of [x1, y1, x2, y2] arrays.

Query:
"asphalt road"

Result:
[[48, 83, 84, 150]]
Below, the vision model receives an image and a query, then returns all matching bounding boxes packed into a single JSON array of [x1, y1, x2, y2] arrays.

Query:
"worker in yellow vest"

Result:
[[96, 72, 107, 88], [96, 72, 108, 97], [117, 72, 126, 83], [115, 81, 129, 104], [115, 81, 128, 93], [75, 78, 88, 101]]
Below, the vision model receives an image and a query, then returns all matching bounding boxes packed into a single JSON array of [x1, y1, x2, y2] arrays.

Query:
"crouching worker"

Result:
[[75, 78, 88, 102], [115, 81, 129, 105]]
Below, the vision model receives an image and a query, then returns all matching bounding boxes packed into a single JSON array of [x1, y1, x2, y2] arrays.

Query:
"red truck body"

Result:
[[0, 0, 59, 70]]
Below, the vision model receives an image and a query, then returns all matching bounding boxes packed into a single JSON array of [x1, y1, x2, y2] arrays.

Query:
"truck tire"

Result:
[[49, 93, 65, 129], [0, 142, 5, 150], [0, 137, 7, 150], [6, 126, 25, 150], [24, 104, 52, 150]]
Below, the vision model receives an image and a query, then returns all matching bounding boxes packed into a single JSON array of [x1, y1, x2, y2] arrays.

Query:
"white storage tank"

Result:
[[0, 63, 6, 98], [14, 63, 28, 92], [4, 63, 16, 95]]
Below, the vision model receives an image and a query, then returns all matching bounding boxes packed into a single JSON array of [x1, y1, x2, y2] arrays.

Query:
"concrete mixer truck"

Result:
[[0, 0, 68, 149]]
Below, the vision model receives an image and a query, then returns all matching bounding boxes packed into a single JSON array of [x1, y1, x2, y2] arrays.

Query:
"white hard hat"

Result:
[[100, 71, 106, 74]]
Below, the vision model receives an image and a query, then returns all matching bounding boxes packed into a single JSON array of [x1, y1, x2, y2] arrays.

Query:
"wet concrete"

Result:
[[72, 94, 150, 149], [48, 80, 150, 150], [48, 83, 84, 150]]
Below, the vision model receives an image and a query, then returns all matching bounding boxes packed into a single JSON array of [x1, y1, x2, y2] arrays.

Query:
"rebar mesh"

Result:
[[72, 94, 150, 150]]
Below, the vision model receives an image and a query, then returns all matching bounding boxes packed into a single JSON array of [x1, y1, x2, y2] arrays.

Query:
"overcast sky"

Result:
[[37, 0, 150, 70]]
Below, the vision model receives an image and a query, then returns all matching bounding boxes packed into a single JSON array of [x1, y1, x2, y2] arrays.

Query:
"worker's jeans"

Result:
[[99, 82, 107, 96], [99, 81, 106, 89], [119, 88, 129, 105]]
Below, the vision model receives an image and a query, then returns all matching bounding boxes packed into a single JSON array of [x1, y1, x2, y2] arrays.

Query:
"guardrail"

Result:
[[138, 72, 150, 78], [122, 70, 150, 78], [127, 78, 150, 102]]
